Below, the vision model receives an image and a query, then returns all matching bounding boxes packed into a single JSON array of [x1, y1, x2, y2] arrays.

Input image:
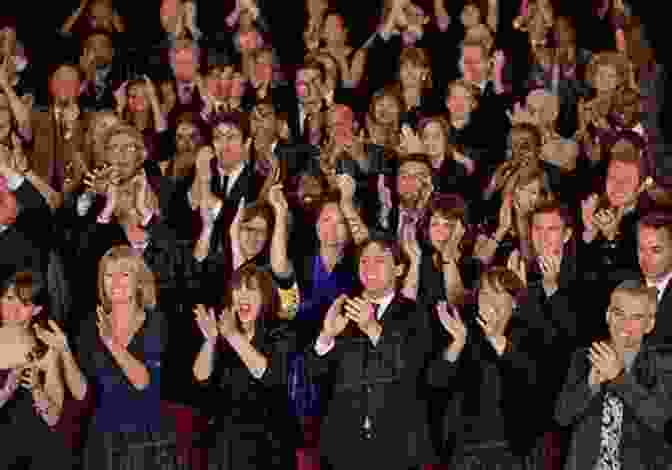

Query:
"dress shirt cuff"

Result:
[[378, 29, 393, 42], [250, 366, 267, 380], [76, 192, 95, 216], [5, 173, 24, 192], [582, 229, 597, 244], [442, 347, 460, 363], [314, 335, 335, 356], [588, 379, 601, 396], [437, 14, 451, 32]]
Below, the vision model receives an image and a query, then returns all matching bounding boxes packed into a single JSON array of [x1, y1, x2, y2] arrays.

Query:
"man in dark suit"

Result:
[[0, 160, 50, 286], [281, 60, 326, 145], [307, 235, 435, 470], [555, 280, 672, 470], [636, 211, 672, 346], [28, 63, 90, 195], [78, 30, 128, 112]]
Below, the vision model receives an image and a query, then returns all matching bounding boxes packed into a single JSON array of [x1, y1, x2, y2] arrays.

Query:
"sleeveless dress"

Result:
[[77, 309, 184, 470]]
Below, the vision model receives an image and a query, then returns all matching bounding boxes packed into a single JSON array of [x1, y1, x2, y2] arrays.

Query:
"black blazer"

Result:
[[0, 179, 51, 285], [426, 303, 539, 457], [305, 294, 435, 469], [555, 345, 672, 470]]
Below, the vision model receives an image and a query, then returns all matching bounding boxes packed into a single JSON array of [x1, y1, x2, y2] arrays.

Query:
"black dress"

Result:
[[0, 368, 72, 470], [202, 322, 299, 470]]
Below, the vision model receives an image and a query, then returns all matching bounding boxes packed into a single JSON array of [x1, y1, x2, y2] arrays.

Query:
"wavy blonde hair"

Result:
[[97, 245, 156, 313]]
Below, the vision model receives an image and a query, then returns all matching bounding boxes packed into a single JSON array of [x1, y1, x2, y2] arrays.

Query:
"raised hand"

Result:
[[498, 194, 514, 238], [113, 81, 128, 112], [18, 364, 42, 391], [507, 248, 527, 287], [194, 304, 218, 342], [344, 296, 379, 336], [336, 173, 356, 203], [441, 219, 465, 264], [588, 341, 624, 383], [321, 294, 350, 339], [62, 102, 80, 131], [96, 305, 116, 349], [34, 320, 69, 354], [399, 125, 425, 155], [267, 183, 288, 216], [593, 206, 623, 241], [437, 302, 466, 351], [10, 133, 28, 174], [477, 303, 511, 339], [218, 307, 239, 340]]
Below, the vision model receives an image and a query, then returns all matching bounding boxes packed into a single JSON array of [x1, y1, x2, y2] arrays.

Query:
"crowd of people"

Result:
[[0, 0, 670, 469]]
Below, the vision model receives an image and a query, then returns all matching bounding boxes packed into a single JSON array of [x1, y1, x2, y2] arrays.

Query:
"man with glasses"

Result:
[[555, 280, 672, 470]]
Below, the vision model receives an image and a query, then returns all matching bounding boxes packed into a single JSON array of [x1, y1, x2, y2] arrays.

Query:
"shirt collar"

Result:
[[218, 159, 246, 178], [367, 290, 396, 320], [647, 270, 672, 300]]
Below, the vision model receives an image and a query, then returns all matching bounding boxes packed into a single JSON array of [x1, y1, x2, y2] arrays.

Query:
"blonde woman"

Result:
[[58, 246, 179, 470]]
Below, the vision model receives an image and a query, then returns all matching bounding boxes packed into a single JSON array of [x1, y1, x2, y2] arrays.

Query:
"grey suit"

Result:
[[555, 345, 672, 470]]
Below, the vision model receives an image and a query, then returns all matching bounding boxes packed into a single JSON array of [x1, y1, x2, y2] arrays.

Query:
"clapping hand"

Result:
[[437, 301, 466, 353], [593, 206, 623, 242], [399, 125, 425, 155], [96, 305, 117, 349], [344, 296, 379, 337], [194, 304, 218, 342], [588, 341, 624, 383], [218, 307, 239, 340], [507, 248, 527, 287], [34, 319, 69, 355], [321, 294, 350, 339]]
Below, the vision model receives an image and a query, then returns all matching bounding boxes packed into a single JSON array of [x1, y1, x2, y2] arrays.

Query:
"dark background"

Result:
[[6, 0, 670, 173]]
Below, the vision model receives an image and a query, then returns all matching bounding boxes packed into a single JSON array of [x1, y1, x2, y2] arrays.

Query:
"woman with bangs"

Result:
[[427, 267, 538, 468], [0, 271, 70, 470], [193, 264, 298, 470], [418, 115, 475, 198], [404, 194, 480, 313], [473, 162, 552, 272], [365, 86, 402, 150], [61, 245, 179, 470], [116, 77, 172, 165]]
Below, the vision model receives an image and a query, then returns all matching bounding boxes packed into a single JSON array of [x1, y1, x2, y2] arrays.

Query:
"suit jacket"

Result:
[[0, 179, 51, 285], [555, 345, 672, 470], [28, 108, 90, 189], [306, 294, 435, 469], [426, 304, 539, 456], [641, 275, 672, 347]]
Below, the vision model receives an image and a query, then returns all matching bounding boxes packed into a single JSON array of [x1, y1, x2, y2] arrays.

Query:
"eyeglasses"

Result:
[[608, 309, 651, 322], [106, 143, 141, 154], [241, 225, 268, 236]]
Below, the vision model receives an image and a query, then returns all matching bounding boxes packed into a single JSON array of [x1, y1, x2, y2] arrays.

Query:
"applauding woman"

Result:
[[193, 264, 298, 470], [0, 271, 69, 470], [60, 245, 178, 470]]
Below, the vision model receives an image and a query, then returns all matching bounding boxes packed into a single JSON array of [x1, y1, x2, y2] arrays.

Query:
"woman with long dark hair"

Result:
[[193, 264, 298, 470], [0, 271, 69, 469]]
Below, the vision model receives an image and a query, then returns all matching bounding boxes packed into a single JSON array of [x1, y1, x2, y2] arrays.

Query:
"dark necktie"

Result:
[[50, 112, 65, 191], [362, 303, 381, 440], [220, 174, 230, 198]]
